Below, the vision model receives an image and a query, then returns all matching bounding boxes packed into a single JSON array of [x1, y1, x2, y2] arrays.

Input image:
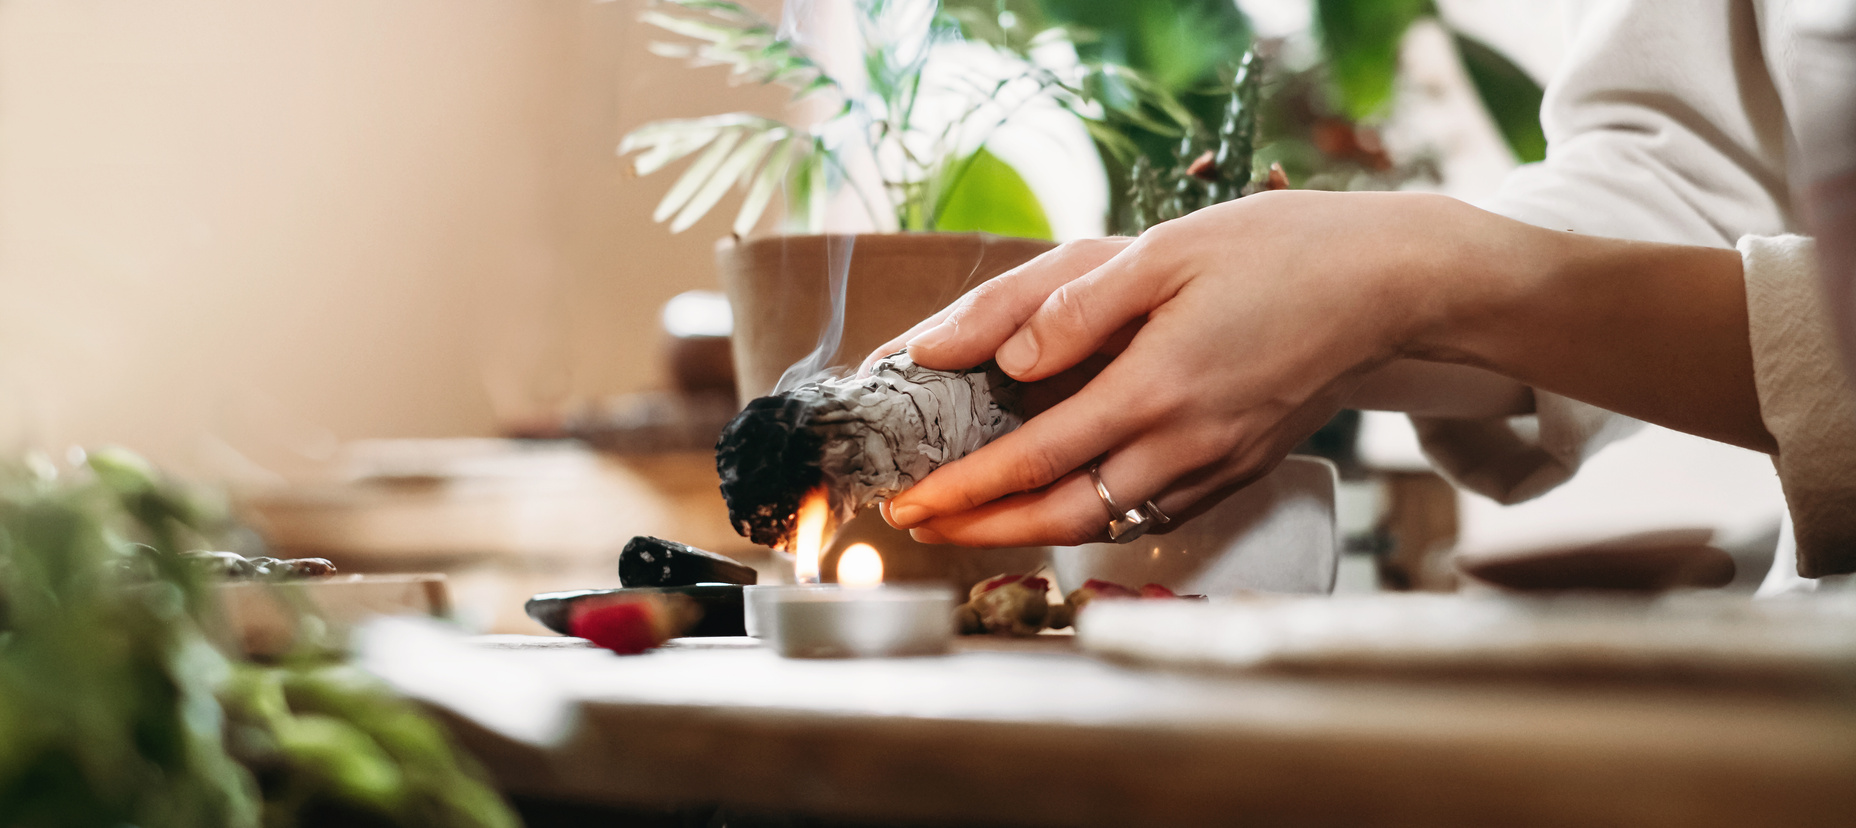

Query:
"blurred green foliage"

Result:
[[1314, 0, 1545, 163], [222, 664, 517, 828], [627, 0, 1546, 238], [952, 0, 1548, 231], [1452, 32, 1547, 164], [1314, 0, 1430, 121], [933, 147, 1054, 240], [0, 449, 516, 828], [625, 0, 1214, 239], [946, 0, 1252, 231]]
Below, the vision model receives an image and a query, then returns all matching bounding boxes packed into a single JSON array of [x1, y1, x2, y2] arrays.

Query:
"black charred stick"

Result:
[[619, 536, 757, 587]]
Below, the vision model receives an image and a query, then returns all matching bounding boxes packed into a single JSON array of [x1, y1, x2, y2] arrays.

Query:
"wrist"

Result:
[[1398, 203, 1561, 371]]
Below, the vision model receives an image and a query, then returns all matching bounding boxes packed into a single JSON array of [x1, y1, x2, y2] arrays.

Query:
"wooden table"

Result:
[[404, 634, 1856, 828]]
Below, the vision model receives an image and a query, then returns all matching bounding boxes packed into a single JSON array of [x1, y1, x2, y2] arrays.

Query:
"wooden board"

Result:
[[381, 635, 1856, 828]]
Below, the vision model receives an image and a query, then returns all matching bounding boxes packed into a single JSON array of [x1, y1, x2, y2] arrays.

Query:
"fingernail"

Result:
[[996, 331, 1039, 376], [906, 323, 953, 352], [887, 502, 928, 528], [910, 526, 947, 544]]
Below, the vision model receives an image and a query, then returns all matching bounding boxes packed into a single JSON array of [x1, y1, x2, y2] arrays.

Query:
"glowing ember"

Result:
[[789, 488, 831, 584], [836, 543, 884, 587]]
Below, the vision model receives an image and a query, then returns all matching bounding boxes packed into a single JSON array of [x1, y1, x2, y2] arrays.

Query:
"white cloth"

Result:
[[1743, 234, 1856, 576], [1413, 0, 1856, 577], [1756, 511, 1856, 594]]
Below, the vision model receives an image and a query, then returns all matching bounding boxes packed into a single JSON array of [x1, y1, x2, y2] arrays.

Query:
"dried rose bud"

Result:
[[1082, 578, 1136, 597], [1065, 578, 1137, 615], [1139, 583, 1179, 599], [963, 573, 1049, 636], [954, 603, 984, 635], [970, 573, 1047, 600], [1045, 602, 1075, 630], [570, 594, 699, 655]]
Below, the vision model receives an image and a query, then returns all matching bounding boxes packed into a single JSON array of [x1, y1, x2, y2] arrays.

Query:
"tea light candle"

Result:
[[764, 583, 955, 658], [744, 542, 954, 657]]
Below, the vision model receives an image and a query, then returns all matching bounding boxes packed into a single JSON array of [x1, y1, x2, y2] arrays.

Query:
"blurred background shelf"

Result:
[[239, 439, 776, 634]]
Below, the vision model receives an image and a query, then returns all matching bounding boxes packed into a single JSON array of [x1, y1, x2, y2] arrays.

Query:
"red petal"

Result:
[[571, 601, 662, 655], [977, 573, 1026, 594], [1082, 578, 1137, 598], [1139, 583, 1179, 599]]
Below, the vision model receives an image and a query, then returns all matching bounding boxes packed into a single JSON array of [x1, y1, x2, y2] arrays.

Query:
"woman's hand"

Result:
[[867, 187, 1773, 548], [870, 191, 1522, 547]]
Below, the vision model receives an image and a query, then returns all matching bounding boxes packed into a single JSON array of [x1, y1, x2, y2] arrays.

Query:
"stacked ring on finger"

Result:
[[1088, 465, 1170, 543]]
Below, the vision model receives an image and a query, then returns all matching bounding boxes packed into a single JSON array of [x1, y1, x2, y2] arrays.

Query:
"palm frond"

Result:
[[621, 113, 764, 175], [640, 1, 835, 95], [652, 129, 742, 224], [672, 128, 781, 233], [621, 114, 808, 234]]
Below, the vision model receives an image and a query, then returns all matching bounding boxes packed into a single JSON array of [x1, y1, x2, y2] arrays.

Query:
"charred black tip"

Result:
[[716, 394, 825, 548]]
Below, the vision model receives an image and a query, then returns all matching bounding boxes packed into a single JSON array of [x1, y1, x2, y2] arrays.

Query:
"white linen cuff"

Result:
[[1741, 234, 1856, 577]]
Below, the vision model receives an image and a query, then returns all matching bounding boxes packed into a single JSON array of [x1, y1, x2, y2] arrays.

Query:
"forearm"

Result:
[[1347, 360, 1535, 418], [1410, 222, 1776, 453]]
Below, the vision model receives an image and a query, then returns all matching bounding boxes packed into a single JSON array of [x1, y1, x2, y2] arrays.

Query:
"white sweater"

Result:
[[1412, 0, 1856, 577]]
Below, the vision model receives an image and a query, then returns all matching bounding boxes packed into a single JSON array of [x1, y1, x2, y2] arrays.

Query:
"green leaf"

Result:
[[1035, 0, 1249, 92], [638, 1, 831, 93], [942, 0, 1051, 51], [735, 136, 801, 236], [1314, 0, 1431, 120], [932, 147, 1053, 240], [671, 128, 779, 233], [1452, 32, 1546, 163], [652, 128, 743, 224], [1080, 118, 1143, 163], [621, 114, 782, 163]]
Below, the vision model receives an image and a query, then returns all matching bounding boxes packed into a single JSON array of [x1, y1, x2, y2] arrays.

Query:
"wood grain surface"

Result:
[[424, 637, 1856, 828]]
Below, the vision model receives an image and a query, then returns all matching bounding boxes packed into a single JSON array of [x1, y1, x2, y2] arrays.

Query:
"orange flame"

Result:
[[789, 488, 831, 584], [836, 542, 883, 587]]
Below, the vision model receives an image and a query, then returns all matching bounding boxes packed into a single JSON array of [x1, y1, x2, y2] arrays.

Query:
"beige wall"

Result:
[[0, 0, 784, 477]]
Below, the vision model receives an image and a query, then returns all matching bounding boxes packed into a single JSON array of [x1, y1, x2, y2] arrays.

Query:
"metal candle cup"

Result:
[[746, 584, 955, 658]]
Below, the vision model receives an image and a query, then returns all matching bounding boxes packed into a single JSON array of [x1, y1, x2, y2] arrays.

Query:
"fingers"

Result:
[[886, 328, 1353, 547], [883, 343, 1172, 529], [906, 471, 1106, 547], [903, 425, 1256, 547], [904, 238, 1133, 372], [993, 231, 1190, 381], [859, 307, 953, 376]]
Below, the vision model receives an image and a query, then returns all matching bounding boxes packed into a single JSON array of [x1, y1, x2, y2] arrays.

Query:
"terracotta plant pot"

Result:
[[716, 232, 1056, 592]]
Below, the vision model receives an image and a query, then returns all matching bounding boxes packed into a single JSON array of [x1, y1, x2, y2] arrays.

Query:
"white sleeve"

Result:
[[1415, 0, 1793, 504], [1741, 234, 1856, 577]]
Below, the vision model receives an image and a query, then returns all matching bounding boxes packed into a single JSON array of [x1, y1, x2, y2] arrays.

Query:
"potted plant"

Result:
[[618, 0, 1218, 402], [621, 0, 1210, 580], [621, 0, 1545, 573], [949, 0, 1546, 475]]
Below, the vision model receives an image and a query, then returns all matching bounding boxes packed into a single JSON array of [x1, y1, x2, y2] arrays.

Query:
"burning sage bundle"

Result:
[[715, 351, 1024, 548]]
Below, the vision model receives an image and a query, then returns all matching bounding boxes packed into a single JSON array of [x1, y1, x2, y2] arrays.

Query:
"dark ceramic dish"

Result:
[[524, 584, 746, 638]]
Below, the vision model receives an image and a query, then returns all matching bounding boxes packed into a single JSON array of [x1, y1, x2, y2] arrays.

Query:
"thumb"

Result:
[[907, 238, 1132, 371]]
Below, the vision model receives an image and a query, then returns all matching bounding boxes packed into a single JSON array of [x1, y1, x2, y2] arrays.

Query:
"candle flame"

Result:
[[836, 542, 883, 586], [789, 488, 831, 584]]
